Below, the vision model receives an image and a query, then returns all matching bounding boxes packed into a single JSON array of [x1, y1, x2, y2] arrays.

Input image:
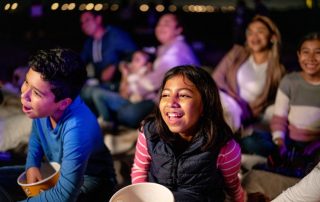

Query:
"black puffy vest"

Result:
[[144, 122, 225, 202]]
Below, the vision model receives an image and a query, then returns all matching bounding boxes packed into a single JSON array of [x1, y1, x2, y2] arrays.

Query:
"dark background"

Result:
[[0, 1, 320, 82]]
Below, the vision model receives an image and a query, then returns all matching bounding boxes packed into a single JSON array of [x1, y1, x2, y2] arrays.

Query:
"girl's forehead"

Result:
[[248, 21, 269, 30], [302, 39, 320, 46]]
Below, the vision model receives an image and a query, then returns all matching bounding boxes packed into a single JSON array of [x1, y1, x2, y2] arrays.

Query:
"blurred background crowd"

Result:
[[0, 0, 319, 83]]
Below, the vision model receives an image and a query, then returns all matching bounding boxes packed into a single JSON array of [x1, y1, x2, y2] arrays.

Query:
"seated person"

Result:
[[212, 15, 285, 135], [80, 11, 137, 115], [93, 49, 155, 130], [0, 66, 31, 153], [116, 13, 200, 128], [0, 48, 116, 201], [131, 66, 245, 201], [270, 32, 320, 177]]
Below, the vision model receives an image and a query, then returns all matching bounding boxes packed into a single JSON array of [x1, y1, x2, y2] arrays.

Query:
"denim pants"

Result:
[[240, 130, 277, 157], [92, 88, 130, 122], [92, 87, 155, 128], [117, 100, 155, 128], [81, 83, 119, 117]]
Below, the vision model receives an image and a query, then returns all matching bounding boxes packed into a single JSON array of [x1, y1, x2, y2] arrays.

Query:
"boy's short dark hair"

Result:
[[28, 48, 87, 101]]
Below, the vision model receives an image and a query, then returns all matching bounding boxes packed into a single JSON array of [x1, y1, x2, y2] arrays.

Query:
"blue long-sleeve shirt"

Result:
[[81, 25, 137, 80], [23, 96, 115, 202]]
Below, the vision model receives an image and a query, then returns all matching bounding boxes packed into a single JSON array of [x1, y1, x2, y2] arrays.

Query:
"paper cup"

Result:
[[17, 162, 60, 197], [109, 182, 174, 202]]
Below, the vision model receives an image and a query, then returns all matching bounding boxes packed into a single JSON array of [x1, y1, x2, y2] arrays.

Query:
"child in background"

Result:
[[271, 32, 320, 176], [118, 50, 154, 103], [131, 65, 245, 202], [94, 49, 155, 130], [0, 48, 117, 202]]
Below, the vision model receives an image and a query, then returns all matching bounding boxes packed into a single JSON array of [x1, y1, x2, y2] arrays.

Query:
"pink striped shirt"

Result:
[[131, 131, 245, 202]]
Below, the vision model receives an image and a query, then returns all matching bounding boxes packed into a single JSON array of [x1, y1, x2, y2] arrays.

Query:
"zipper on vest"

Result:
[[172, 158, 178, 190]]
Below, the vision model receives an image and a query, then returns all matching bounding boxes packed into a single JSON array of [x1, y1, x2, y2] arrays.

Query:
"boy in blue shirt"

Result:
[[1, 48, 116, 201]]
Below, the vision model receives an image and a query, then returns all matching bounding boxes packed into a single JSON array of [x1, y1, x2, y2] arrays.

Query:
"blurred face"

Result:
[[80, 12, 101, 36], [155, 14, 182, 45], [298, 39, 320, 79], [129, 51, 148, 73], [20, 68, 61, 119], [246, 21, 273, 53], [159, 75, 203, 141]]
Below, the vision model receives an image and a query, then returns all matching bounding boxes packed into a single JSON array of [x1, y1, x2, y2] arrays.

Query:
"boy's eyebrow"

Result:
[[25, 75, 50, 96]]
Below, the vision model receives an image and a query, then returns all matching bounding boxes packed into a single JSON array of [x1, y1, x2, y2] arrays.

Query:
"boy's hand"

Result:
[[26, 167, 43, 184]]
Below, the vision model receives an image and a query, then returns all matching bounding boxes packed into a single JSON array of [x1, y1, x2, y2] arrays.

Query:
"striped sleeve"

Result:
[[131, 131, 151, 184], [271, 88, 290, 141], [217, 139, 244, 202]]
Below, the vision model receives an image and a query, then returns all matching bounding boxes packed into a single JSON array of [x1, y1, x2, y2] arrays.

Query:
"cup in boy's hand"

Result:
[[17, 162, 60, 197]]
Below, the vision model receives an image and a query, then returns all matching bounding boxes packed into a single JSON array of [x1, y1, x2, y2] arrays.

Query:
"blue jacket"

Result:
[[81, 25, 137, 80]]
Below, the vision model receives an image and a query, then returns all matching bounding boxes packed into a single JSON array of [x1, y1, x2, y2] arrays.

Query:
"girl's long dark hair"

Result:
[[141, 65, 233, 151]]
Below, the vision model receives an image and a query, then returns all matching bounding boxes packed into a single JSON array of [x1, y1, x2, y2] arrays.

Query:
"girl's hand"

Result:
[[26, 167, 43, 184], [274, 138, 287, 158]]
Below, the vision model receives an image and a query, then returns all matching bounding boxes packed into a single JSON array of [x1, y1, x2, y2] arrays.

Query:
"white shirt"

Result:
[[237, 56, 268, 103], [272, 162, 320, 202]]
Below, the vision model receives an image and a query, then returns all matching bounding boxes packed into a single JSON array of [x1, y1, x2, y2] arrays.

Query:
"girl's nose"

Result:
[[168, 96, 180, 108], [309, 52, 317, 60]]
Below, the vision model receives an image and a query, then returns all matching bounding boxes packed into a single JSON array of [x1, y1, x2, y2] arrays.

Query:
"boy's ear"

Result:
[[58, 98, 72, 111]]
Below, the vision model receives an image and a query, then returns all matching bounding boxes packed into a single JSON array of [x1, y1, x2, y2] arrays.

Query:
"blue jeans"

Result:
[[240, 130, 276, 157], [92, 88, 155, 128], [81, 83, 118, 117], [117, 100, 155, 128], [92, 88, 130, 122]]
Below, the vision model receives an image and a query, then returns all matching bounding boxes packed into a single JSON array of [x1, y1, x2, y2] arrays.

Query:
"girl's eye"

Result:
[[179, 94, 191, 98], [161, 93, 169, 98]]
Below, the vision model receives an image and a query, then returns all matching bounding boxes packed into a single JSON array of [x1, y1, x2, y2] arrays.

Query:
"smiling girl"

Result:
[[131, 65, 245, 202], [271, 32, 320, 177]]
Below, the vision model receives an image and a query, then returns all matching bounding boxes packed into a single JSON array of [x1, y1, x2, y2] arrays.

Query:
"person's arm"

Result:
[[119, 62, 130, 98], [24, 121, 94, 201], [128, 56, 174, 97], [272, 162, 320, 202], [25, 123, 44, 184], [217, 139, 245, 202], [25, 121, 44, 171], [131, 131, 151, 183], [101, 64, 116, 82], [129, 38, 198, 98], [270, 78, 290, 147], [212, 45, 242, 98]]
